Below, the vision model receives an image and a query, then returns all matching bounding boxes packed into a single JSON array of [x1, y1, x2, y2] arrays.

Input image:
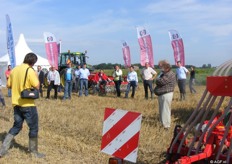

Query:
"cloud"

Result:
[[197, 23, 232, 36], [143, 0, 232, 36], [0, 0, 231, 67]]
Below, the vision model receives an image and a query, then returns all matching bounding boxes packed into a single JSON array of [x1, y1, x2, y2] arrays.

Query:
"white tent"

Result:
[[0, 33, 50, 69]]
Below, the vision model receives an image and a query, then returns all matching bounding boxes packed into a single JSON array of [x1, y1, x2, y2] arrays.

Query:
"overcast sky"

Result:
[[0, 0, 231, 67]]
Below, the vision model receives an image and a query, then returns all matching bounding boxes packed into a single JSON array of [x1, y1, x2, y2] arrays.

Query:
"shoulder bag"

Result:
[[21, 67, 39, 99]]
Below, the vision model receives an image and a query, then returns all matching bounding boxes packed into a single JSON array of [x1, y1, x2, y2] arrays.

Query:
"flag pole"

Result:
[[59, 39, 62, 55]]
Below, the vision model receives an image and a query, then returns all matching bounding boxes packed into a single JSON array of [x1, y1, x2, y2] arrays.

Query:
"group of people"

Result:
[[0, 51, 197, 159], [37, 62, 91, 100], [40, 63, 140, 100], [36, 60, 197, 104], [112, 64, 138, 99]]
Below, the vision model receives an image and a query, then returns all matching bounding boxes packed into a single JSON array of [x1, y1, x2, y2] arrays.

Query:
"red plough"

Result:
[[166, 60, 232, 164], [88, 73, 128, 95]]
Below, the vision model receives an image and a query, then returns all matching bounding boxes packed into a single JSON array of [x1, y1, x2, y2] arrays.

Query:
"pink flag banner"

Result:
[[122, 41, 131, 68], [168, 30, 185, 66], [43, 32, 59, 69], [136, 26, 154, 67]]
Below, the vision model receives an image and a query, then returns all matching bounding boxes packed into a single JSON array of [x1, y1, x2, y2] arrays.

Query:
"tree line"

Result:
[[92, 63, 213, 70]]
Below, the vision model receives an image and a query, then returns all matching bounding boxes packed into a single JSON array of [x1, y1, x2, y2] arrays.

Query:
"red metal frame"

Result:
[[207, 76, 232, 96], [166, 116, 232, 164], [166, 75, 232, 163]]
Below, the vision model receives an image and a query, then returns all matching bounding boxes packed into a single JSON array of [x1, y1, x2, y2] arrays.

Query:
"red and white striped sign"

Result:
[[101, 108, 142, 163]]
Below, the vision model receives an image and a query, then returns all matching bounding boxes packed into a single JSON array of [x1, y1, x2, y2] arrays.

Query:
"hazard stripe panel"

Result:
[[101, 108, 142, 163]]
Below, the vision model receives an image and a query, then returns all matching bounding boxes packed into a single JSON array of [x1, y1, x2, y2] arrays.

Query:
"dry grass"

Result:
[[0, 85, 207, 164]]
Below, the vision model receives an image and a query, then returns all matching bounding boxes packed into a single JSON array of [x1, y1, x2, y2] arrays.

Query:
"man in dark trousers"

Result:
[[37, 65, 45, 97], [0, 53, 45, 158]]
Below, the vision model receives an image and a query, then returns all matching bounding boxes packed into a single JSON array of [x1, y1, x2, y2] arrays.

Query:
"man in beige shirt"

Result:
[[141, 62, 157, 99]]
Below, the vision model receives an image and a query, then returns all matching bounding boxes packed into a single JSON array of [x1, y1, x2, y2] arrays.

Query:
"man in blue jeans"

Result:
[[77, 63, 90, 96], [63, 61, 75, 100], [0, 53, 45, 158], [125, 66, 138, 98]]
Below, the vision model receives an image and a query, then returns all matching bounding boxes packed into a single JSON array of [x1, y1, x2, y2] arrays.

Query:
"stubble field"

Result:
[[0, 85, 210, 164]]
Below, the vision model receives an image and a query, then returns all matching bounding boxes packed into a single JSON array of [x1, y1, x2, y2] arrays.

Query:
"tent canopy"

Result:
[[0, 33, 50, 69]]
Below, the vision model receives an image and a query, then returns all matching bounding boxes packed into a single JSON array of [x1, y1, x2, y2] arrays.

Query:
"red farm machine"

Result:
[[88, 72, 128, 95], [166, 59, 232, 164]]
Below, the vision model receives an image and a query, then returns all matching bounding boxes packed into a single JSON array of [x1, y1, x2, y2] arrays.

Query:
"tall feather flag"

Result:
[[168, 29, 185, 66], [122, 40, 131, 68], [43, 32, 59, 69], [136, 26, 154, 67], [6, 14, 16, 68]]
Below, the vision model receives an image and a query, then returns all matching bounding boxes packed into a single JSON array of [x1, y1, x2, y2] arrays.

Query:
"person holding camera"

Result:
[[0, 53, 45, 158]]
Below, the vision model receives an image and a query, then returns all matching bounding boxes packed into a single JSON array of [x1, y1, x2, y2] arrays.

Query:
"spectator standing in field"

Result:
[[78, 63, 90, 96], [189, 66, 197, 94], [113, 65, 123, 97], [63, 61, 75, 100], [5, 65, 11, 97], [125, 65, 138, 98], [154, 60, 176, 129], [46, 66, 60, 99], [0, 77, 6, 109], [141, 62, 157, 99], [74, 65, 81, 93], [176, 61, 189, 101], [37, 65, 45, 97], [0, 53, 45, 158]]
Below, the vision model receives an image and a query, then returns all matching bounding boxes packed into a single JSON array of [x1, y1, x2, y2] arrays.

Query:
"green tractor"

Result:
[[58, 50, 93, 86]]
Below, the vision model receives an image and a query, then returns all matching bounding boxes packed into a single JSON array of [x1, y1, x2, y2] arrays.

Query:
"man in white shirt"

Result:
[[176, 61, 189, 101], [141, 62, 157, 99], [77, 63, 90, 96], [125, 66, 138, 98], [46, 66, 60, 99]]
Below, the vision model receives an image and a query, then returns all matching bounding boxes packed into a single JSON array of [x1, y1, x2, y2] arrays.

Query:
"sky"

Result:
[[0, 0, 231, 67]]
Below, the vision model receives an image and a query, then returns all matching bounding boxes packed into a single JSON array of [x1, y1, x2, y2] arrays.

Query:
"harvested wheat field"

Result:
[[0, 85, 224, 164]]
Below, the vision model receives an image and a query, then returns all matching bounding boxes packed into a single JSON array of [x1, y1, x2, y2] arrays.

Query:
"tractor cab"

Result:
[[58, 51, 87, 72], [58, 50, 94, 86]]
